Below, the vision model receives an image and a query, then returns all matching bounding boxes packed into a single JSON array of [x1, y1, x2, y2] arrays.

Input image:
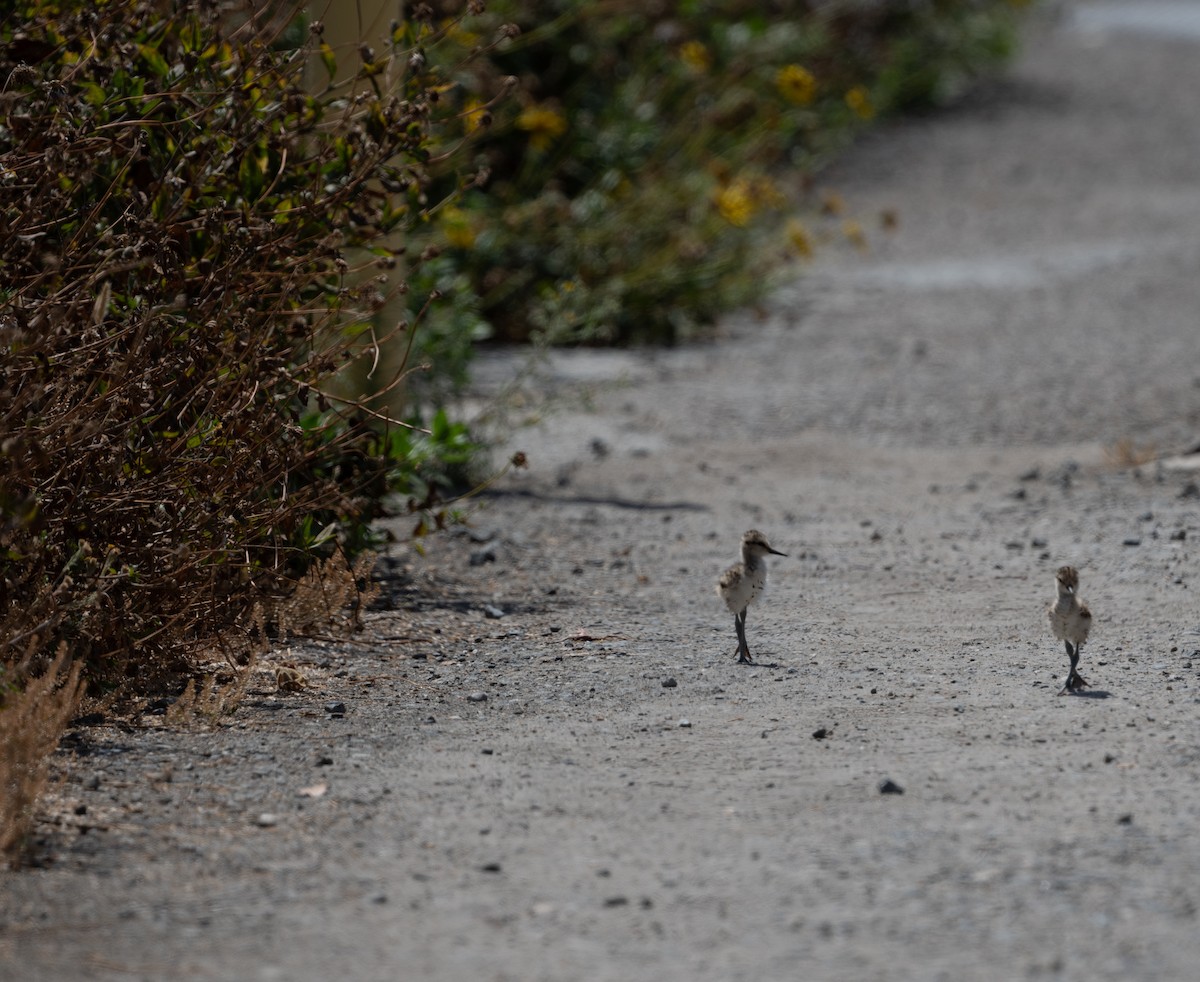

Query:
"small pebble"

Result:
[[1123, 537, 1142, 547], [324, 701, 347, 716], [678, 718, 692, 728], [143, 697, 174, 716], [812, 727, 829, 740], [661, 677, 678, 688], [254, 813, 279, 828], [483, 604, 505, 619], [84, 774, 102, 791], [467, 692, 488, 703], [603, 896, 629, 908], [878, 779, 904, 795], [480, 862, 502, 873]]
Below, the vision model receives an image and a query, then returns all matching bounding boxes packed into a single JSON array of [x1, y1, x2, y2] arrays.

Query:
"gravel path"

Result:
[[6, 4, 1200, 980]]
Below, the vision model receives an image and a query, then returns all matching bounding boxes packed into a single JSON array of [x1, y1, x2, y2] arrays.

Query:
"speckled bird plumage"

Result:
[[1048, 565, 1092, 695], [717, 530, 786, 664]]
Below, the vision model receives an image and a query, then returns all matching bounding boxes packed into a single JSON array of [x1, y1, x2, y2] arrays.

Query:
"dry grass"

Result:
[[1105, 437, 1159, 469], [0, 648, 84, 866]]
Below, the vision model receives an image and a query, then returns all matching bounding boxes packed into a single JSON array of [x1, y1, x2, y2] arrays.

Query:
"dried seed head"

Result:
[[5, 63, 38, 89]]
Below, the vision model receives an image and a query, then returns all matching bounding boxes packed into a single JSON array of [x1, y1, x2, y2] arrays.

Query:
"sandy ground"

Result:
[[6, 3, 1200, 980]]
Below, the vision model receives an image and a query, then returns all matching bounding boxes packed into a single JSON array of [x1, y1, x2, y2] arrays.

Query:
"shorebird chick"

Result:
[[1047, 565, 1092, 695], [717, 529, 787, 665]]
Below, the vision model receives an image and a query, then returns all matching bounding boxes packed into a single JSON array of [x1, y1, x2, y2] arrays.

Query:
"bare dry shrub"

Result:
[[1, 1, 498, 687], [0, 0, 506, 862]]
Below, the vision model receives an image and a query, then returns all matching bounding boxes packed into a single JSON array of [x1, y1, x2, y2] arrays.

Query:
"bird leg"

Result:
[[735, 610, 754, 664], [1069, 641, 1088, 691], [1057, 640, 1088, 695]]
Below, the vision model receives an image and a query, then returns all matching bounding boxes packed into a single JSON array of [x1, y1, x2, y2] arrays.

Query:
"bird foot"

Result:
[[1057, 673, 1088, 696], [737, 652, 755, 665]]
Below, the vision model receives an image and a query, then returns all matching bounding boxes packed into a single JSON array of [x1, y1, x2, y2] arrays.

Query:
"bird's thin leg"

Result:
[[1057, 640, 1087, 695], [1058, 640, 1073, 695], [736, 610, 754, 664], [1069, 642, 1087, 690]]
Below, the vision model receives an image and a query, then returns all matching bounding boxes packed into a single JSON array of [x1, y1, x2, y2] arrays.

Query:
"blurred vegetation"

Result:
[[412, 0, 1028, 344]]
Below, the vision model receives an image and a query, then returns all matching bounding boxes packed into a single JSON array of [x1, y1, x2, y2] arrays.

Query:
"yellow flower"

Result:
[[446, 23, 481, 49], [442, 206, 475, 249], [679, 41, 712, 74], [516, 103, 568, 151], [776, 64, 816, 106], [715, 179, 755, 227], [463, 97, 489, 135], [845, 85, 874, 120], [786, 218, 814, 259]]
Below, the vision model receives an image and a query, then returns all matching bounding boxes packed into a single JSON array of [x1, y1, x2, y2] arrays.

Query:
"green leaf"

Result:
[[138, 43, 170, 79], [239, 148, 265, 201]]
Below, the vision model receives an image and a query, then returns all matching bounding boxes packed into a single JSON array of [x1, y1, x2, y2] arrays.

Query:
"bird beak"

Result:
[[769, 547, 787, 557]]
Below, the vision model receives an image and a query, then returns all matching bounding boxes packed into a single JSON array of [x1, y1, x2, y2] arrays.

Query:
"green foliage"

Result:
[[0, 0, 499, 686], [414, 0, 1026, 344], [403, 259, 495, 404]]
